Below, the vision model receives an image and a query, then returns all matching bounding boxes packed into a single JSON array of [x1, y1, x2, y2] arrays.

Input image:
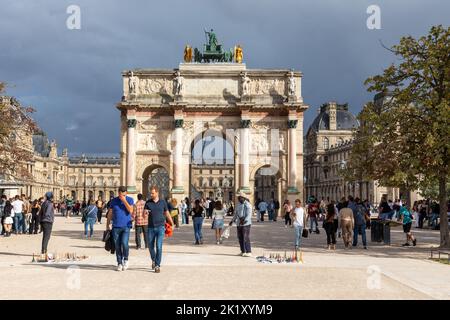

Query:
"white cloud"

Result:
[[66, 124, 78, 131]]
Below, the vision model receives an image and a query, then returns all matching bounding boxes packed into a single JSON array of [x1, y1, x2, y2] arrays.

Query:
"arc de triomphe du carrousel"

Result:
[[116, 31, 308, 204]]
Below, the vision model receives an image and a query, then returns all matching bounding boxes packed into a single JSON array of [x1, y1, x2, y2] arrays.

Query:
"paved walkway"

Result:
[[1, 215, 449, 299]]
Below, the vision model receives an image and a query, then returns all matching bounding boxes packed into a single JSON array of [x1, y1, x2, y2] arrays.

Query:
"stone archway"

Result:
[[189, 128, 236, 202], [251, 164, 282, 209], [118, 62, 308, 203]]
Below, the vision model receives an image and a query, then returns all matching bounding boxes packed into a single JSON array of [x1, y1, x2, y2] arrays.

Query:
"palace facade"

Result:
[[304, 100, 420, 205]]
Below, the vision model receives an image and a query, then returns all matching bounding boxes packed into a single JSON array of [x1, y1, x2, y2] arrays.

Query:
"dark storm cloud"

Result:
[[1, 0, 448, 154]]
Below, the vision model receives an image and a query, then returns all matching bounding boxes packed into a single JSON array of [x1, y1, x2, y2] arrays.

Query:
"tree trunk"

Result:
[[439, 176, 449, 248]]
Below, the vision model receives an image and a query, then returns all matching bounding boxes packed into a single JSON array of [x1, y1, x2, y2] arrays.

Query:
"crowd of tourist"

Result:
[[2, 187, 449, 274]]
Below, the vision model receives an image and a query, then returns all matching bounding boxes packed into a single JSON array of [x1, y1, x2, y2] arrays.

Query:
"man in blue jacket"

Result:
[[106, 186, 134, 271]]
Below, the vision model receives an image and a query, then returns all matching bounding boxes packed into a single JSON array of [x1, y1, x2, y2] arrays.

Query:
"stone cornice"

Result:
[[122, 68, 303, 78]]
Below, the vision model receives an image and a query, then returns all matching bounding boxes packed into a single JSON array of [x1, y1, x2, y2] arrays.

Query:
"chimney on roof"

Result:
[[328, 102, 337, 131]]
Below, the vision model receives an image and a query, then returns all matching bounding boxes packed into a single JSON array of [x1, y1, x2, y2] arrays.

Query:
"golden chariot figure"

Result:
[[234, 45, 243, 63], [184, 45, 193, 62]]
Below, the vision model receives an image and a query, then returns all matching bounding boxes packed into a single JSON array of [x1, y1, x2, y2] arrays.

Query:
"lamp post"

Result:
[[80, 154, 88, 202], [303, 176, 307, 204]]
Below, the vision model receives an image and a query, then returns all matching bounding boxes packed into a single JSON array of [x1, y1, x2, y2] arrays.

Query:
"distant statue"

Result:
[[288, 70, 296, 97], [279, 134, 285, 151], [174, 70, 184, 96], [241, 72, 250, 96], [184, 45, 193, 62], [205, 29, 218, 50], [223, 177, 230, 188], [128, 71, 138, 94], [234, 45, 243, 63]]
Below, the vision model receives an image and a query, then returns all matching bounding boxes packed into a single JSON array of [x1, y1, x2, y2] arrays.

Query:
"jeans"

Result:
[[193, 217, 204, 242], [310, 216, 318, 232], [353, 224, 367, 246], [324, 222, 336, 245], [268, 210, 274, 221], [259, 211, 265, 222], [112, 227, 130, 265], [30, 214, 40, 234], [135, 225, 148, 248], [431, 213, 439, 228], [181, 210, 186, 224], [97, 209, 102, 223], [41, 222, 53, 254], [418, 213, 426, 228], [14, 212, 25, 233], [84, 217, 96, 237], [148, 225, 165, 267], [387, 211, 395, 219], [237, 225, 251, 253], [294, 225, 303, 248], [284, 213, 291, 226]]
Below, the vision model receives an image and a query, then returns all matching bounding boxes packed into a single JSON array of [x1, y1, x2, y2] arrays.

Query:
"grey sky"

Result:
[[1, 0, 448, 155]]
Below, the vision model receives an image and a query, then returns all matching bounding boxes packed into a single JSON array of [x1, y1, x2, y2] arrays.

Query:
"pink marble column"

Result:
[[239, 119, 251, 193], [172, 119, 184, 193], [126, 118, 137, 192], [288, 119, 298, 192]]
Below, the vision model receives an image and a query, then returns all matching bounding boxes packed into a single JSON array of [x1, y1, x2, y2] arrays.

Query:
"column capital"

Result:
[[174, 119, 184, 128], [240, 119, 251, 128], [127, 119, 137, 128], [287, 120, 298, 129]]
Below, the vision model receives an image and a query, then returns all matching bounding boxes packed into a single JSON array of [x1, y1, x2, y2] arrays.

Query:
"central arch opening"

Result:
[[142, 165, 170, 201], [189, 129, 235, 202]]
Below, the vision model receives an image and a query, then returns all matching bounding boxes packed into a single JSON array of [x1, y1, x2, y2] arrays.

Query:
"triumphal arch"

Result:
[[117, 33, 308, 204]]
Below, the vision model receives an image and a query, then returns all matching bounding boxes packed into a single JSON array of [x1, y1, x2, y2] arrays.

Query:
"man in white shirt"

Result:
[[12, 195, 25, 234], [291, 199, 307, 249]]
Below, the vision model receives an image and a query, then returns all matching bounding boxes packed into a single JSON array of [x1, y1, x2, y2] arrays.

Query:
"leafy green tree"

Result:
[[344, 25, 450, 247]]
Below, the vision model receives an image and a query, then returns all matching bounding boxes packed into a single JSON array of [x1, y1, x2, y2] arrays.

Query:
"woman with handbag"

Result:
[[290, 199, 307, 250], [283, 200, 293, 228], [212, 200, 226, 244]]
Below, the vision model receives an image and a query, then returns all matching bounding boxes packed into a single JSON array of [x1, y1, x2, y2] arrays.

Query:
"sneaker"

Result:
[[364, 246, 368, 250], [194, 241, 199, 245], [237, 252, 244, 256], [243, 253, 252, 257], [116, 264, 123, 271], [151, 261, 155, 269], [123, 260, 129, 270], [154, 266, 160, 273], [284, 225, 287, 228], [199, 239, 203, 245], [216, 241, 220, 245], [413, 239, 417, 246]]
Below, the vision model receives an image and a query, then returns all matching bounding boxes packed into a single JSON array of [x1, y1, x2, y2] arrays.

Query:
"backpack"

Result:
[[355, 205, 366, 226]]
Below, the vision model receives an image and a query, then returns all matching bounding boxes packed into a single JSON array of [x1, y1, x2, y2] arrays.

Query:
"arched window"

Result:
[[323, 137, 329, 149]]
